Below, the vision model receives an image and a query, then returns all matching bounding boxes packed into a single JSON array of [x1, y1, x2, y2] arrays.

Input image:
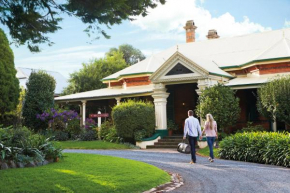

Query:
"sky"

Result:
[[3, 0, 290, 78]]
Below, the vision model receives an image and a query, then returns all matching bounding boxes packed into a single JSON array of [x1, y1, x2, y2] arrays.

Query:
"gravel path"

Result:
[[64, 149, 290, 193]]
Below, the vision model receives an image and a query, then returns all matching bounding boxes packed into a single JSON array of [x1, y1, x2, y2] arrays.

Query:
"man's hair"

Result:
[[188, 110, 193, 116]]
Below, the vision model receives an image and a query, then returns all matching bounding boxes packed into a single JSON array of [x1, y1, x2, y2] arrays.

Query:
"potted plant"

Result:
[[167, 119, 178, 136]]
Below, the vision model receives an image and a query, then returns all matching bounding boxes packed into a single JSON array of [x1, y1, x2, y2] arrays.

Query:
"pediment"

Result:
[[150, 52, 209, 83]]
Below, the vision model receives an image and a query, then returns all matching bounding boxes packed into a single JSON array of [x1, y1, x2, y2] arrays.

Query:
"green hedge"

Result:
[[112, 100, 155, 142], [219, 132, 290, 167]]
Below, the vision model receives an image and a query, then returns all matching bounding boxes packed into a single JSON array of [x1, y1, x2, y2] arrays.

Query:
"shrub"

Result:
[[0, 126, 62, 164], [80, 129, 97, 141], [196, 83, 240, 132], [112, 100, 155, 142], [54, 131, 69, 141], [104, 126, 123, 143], [100, 121, 113, 140], [0, 29, 19, 118], [236, 122, 266, 133], [257, 75, 290, 126], [22, 71, 56, 131], [219, 131, 290, 167]]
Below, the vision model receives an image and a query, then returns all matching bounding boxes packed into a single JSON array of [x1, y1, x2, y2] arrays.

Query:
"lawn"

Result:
[[197, 147, 220, 159], [0, 153, 171, 193], [54, 140, 132, 149]]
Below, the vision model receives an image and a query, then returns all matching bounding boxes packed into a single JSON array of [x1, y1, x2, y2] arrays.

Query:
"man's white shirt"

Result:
[[183, 116, 202, 137]]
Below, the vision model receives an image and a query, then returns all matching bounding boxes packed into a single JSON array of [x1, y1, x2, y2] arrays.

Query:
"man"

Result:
[[183, 110, 202, 164]]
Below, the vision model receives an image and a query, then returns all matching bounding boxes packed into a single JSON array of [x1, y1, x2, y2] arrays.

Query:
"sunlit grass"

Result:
[[0, 153, 170, 193], [54, 140, 132, 149], [197, 147, 220, 158]]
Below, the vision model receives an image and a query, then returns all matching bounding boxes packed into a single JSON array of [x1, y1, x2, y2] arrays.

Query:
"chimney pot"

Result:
[[207, 29, 219, 39], [184, 20, 197, 43]]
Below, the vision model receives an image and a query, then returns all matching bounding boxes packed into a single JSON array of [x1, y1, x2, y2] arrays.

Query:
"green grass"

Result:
[[54, 140, 131, 149], [197, 147, 220, 158], [0, 153, 171, 193]]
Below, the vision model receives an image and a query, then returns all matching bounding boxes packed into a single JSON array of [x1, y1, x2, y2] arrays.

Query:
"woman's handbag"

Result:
[[177, 140, 191, 154]]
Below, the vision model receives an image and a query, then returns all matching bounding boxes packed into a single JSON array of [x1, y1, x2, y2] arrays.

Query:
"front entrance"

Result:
[[166, 83, 199, 134]]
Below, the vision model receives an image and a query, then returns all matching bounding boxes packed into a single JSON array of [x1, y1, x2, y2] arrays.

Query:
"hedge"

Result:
[[112, 100, 155, 142], [219, 132, 290, 167]]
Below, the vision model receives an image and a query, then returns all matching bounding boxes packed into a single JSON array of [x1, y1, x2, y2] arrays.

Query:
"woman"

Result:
[[200, 114, 218, 162]]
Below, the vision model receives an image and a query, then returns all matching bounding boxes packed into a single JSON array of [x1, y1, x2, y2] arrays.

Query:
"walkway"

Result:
[[64, 149, 290, 193]]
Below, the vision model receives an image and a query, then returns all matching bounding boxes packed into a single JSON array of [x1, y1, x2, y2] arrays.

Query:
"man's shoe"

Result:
[[210, 159, 214, 162], [208, 157, 211, 161], [189, 161, 195, 164]]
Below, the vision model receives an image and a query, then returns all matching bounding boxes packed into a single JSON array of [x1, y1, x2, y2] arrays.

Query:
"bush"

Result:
[[0, 29, 19, 117], [219, 131, 290, 167], [0, 126, 62, 164], [54, 131, 69, 141], [80, 129, 97, 141], [22, 71, 56, 131], [236, 122, 265, 133], [196, 83, 240, 132], [112, 100, 155, 142], [100, 121, 113, 140]]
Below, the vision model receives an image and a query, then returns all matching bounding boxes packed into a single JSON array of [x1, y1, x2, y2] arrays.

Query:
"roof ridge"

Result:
[[251, 36, 288, 61], [17, 67, 61, 74]]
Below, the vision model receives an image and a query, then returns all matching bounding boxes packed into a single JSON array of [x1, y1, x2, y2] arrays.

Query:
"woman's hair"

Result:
[[206, 114, 214, 130]]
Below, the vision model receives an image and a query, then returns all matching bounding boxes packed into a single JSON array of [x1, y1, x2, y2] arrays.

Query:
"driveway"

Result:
[[64, 149, 290, 193]]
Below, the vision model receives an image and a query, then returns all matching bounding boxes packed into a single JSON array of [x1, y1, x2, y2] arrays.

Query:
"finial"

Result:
[[177, 45, 179, 52], [283, 30, 285, 38]]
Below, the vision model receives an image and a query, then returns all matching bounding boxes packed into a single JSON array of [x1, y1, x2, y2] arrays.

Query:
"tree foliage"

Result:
[[0, 28, 19, 117], [112, 100, 155, 143], [0, 0, 165, 52], [106, 44, 146, 65], [62, 51, 128, 95], [22, 71, 56, 131], [196, 84, 240, 131], [257, 75, 290, 126]]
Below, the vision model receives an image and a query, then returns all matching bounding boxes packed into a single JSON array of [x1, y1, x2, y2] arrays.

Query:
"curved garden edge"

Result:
[[0, 158, 57, 170], [144, 171, 184, 193]]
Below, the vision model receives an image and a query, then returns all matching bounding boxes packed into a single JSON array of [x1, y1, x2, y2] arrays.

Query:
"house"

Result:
[[55, 20, 290, 142], [16, 67, 68, 96]]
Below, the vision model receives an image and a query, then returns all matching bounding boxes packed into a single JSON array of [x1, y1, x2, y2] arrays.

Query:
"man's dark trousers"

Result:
[[188, 136, 197, 163]]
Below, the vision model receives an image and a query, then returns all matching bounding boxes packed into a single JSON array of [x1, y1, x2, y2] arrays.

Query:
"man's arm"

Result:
[[183, 119, 188, 139], [197, 119, 202, 136]]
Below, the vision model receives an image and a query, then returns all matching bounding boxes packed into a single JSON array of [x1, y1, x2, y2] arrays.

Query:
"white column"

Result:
[[79, 104, 83, 127], [81, 100, 87, 126], [152, 83, 169, 130], [115, 97, 121, 106], [98, 111, 102, 128]]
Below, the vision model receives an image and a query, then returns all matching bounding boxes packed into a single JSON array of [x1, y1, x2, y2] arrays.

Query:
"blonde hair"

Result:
[[206, 114, 214, 130]]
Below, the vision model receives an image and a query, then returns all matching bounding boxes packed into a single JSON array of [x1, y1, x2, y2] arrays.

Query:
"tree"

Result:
[[0, 0, 165, 52], [22, 71, 56, 131], [196, 84, 240, 132], [257, 75, 290, 126], [0, 28, 19, 118], [62, 51, 128, 95], [107, 44, 146, 65]]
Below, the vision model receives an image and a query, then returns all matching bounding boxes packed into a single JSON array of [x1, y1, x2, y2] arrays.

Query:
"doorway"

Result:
[[166, 83, 199, 134]]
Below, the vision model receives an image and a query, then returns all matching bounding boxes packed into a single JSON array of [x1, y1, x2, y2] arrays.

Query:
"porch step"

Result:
[[146, 135, 187, 149], [147, 145, 177, 149]]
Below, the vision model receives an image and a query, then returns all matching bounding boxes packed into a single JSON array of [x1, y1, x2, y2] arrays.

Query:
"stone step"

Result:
[[154, 141, 182, 145], [147, 145, 177, 149], [163, 136, 183, 139], [158, 139, 187, 142]]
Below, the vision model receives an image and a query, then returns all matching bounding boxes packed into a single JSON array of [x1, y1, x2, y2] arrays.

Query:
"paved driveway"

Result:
[[64, 149, 290, 193]]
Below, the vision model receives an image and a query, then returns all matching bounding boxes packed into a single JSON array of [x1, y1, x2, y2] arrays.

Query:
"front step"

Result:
[[146, 135, 186, 149]]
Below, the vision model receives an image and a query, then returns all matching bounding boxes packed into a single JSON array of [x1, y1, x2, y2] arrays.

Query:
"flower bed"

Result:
[[0, 126, 62, 170]]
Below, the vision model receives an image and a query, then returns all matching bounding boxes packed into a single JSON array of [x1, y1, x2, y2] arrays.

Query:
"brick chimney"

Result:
[[184, 20, 197, 43], [206, 29, 219, 39]]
